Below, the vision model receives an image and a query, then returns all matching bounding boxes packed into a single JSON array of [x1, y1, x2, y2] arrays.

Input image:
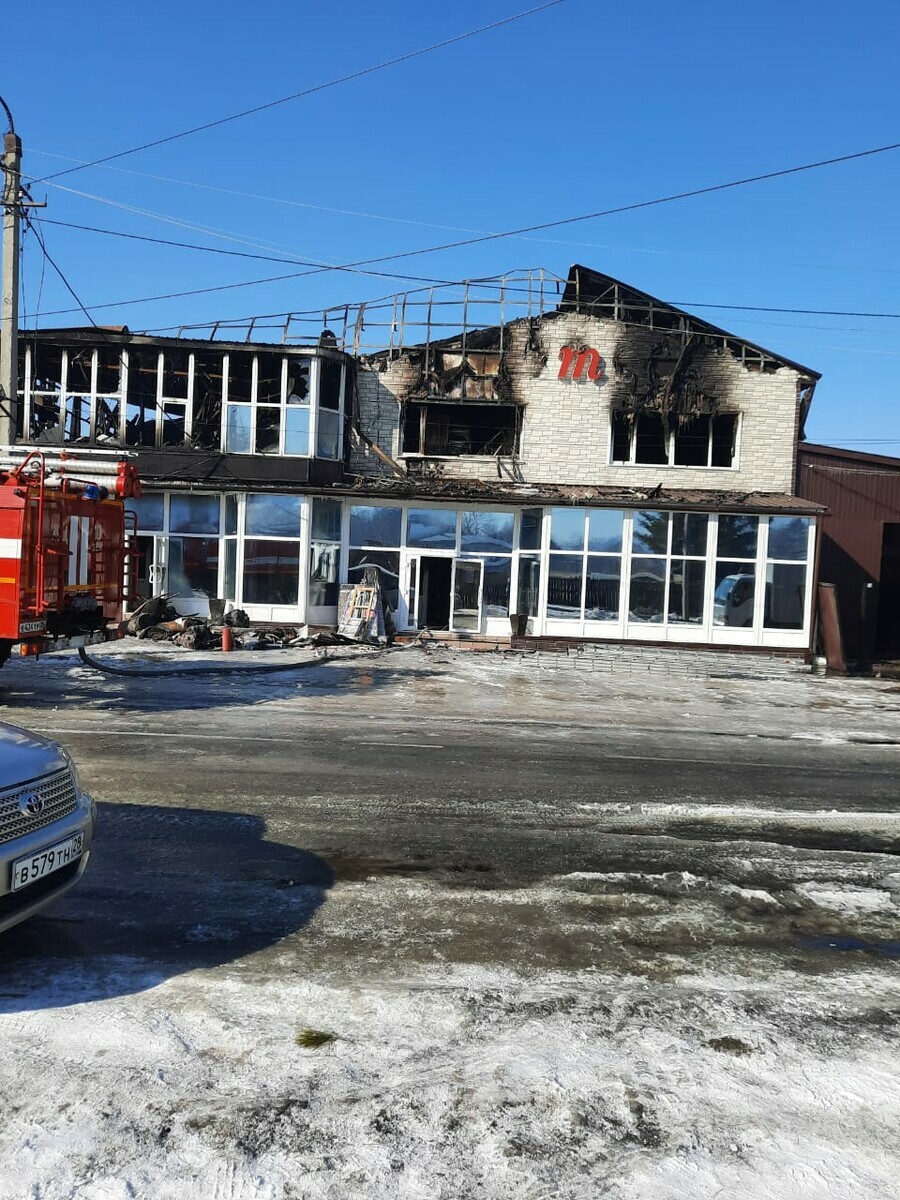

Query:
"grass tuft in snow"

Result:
[[295, 1027, 337, 1049]]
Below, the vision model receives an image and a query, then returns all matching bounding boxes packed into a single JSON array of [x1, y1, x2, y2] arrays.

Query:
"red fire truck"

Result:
[[0, 449, 140, 670]]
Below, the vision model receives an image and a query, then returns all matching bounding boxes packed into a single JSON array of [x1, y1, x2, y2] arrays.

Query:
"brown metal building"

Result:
[[797, 443, 900, 666]]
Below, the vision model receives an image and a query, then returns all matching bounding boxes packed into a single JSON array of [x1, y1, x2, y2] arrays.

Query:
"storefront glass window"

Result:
[[588, 509, 624, 553], [717, 514, 758, 558], [631, 510, 669, 555], [243, 540, 300, 605], [246, 494, 302, 537], [167, 537, 219, 598], [517, 554, 541, 617], [348, 550, 401, 612], [169, 495, 220, 535], [767, 517, 809, 561], [547, 553, 583, 619], [349, 505, 402, 548], [519, 508, 543, 551], [764, 563, 806, 630], [407, 509, 457, 550], [284, 406, 310, 456], [480, 556, 512, 617], [460, 511, 514, 553], [585, 557, 621, 620], [714, 562, 756, 627], [550, 508, 585, 551], [309, 498, 342, 607], [629, 556, 666, 622], [129, 493, 165, 532], [311, 498, 342, 542]]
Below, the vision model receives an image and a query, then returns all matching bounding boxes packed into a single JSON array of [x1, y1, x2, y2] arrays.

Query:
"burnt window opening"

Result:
[[191, 355, 224, 450], [611, 411, 667, 465], [673, 414, 738, 467], [403, 403, 519, 457], [611, 411, 738, 468], [126, 348, 159, 448]]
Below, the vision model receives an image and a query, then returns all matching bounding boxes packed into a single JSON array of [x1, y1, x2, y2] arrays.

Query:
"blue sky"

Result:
[[5, 0, 899, 449]]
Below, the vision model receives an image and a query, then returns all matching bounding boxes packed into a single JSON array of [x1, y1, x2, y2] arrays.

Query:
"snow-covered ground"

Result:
[[3, 958, 900, 1200], [1, 643, 899, 1198]]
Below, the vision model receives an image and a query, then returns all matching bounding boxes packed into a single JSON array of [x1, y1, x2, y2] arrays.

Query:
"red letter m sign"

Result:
[[558, 346, 605, 381]]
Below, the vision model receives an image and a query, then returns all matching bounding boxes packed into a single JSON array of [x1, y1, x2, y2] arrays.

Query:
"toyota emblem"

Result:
[[18, 792, 45, 818]]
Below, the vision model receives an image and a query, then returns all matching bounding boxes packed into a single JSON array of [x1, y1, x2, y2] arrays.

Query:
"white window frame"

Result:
[[609, 410, 741, 470]]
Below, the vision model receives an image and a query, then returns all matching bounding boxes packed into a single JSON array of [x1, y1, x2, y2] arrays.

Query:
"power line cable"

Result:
[[29, 2, 567, 184], [22, 137, 900, 320], [23, 213, 900, 324], [28, 146, 900, 279]]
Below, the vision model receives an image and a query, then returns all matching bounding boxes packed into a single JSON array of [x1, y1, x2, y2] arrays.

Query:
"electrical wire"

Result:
[[28, 146, 900, 279], [20, 138, 900, 322], [29, 2, 567, 185]]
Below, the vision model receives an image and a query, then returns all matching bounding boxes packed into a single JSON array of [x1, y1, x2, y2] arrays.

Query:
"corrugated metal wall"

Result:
[[797, 444, 900, 662]]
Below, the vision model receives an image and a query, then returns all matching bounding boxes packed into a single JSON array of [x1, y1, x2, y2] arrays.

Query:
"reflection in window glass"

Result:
[[585, 556, 621, 620], [632, 511, 669, 555], [764, 563, 806, 629], [225, 405, 251, 453], [714, 562, 756, 627], [547, 553, 583, 619], [129, 493, 165, 531], [348, 550, 400, 611], [671, 512, 708, 557], [407, 508, 457, 550], [460, 511, 514, 553], [668, 559, 706, 623], [349, 505, 402, 548], [452, 561, 482, 632], [550, 508, 585, 551], [224, 539, 237, 599], [243, 540, 300, 605], [587, 509, 624, 553], [717, 514, 758, 559], [168, 537, 219, 597], [311, 498, 342, 542], [308, 542, 339, 607], [246, 494, 301, 537], [480, 556, 511, 618], [517, 554, 541, 617], [169, 495, 220, 535], [767, 517, 809, 561], [629, 557, 666, 622], [284, 406, 310, 455], [316, 408, 341, 458], [225, 494, 238, 535], [519, 508, 543, 550]]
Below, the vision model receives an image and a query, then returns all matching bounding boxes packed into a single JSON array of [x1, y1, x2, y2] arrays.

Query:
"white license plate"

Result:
[[11, 833, 84, 892]]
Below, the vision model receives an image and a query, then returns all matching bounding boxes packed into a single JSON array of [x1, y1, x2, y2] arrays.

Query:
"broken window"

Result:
[[222, 352, 317, 456], [192, 354, 224, 450], [403, 402, 518, 457], [28, 344, 64, 441], [126, 348, 159, 448], [612, 411, 738, 467]]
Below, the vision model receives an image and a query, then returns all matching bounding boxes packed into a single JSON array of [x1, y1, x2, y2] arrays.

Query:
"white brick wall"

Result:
[[352, 311, 805, 493]]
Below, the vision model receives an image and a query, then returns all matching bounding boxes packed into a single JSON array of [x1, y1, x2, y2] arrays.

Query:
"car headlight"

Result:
[[62, 751, 84, 798]]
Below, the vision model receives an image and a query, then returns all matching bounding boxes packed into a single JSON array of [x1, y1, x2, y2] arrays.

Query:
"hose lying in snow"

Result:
[[77, 645, 334, 678]]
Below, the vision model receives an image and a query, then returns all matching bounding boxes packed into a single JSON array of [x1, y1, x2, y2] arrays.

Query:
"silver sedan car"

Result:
[[0, 722, 97, 934]]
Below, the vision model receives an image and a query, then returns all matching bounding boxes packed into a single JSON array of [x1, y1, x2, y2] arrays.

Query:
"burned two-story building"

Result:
[[9, 264, 824, 654]]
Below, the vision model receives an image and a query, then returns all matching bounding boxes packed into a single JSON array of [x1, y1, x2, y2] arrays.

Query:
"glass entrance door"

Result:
[[451, 559, 483, 632]]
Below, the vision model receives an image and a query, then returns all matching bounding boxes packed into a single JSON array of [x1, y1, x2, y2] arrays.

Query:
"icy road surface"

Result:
[[1, 643, 899, 1199]]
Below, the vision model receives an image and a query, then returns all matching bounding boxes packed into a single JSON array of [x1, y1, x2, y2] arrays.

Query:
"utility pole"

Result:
[[0, 95, 22, 446]]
